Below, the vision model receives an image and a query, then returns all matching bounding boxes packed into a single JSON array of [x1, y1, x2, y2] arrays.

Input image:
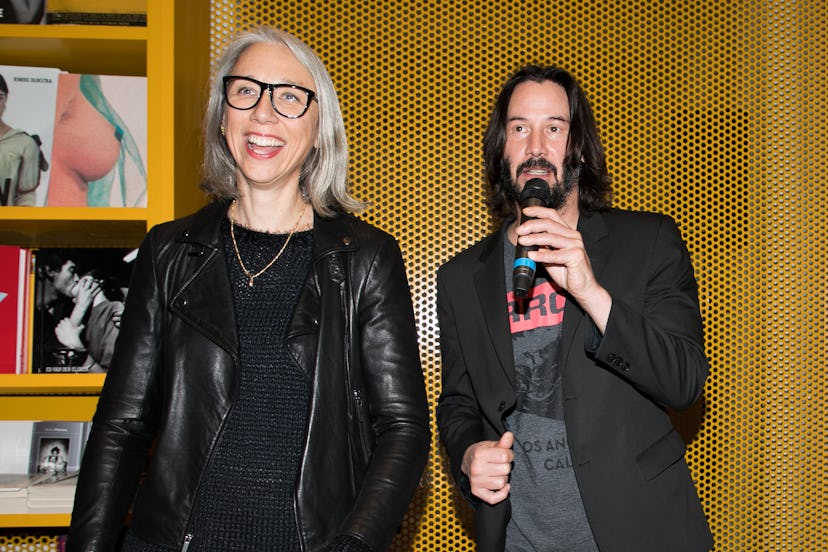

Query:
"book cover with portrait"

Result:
[[47, 73, 147, 207], [31, 247, 136, 374], [28, 421, 89, 476], [0, 64, 59, 206]]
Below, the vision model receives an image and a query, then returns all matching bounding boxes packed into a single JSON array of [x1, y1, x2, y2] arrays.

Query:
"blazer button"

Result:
[[497, 401, 506, 412]]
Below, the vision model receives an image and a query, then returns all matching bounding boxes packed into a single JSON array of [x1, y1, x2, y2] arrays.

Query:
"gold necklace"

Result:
[[229, 199, 308, 287]]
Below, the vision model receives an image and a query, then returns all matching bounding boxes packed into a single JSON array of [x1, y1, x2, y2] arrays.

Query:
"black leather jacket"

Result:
[[68, 200, 430, 552]]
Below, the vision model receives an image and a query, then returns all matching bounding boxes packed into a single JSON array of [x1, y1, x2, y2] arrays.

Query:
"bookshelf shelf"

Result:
[[0, 374, 105, 395], [0, 375, 104, 420], [0, 0, 210, 531], [0, 207, 146, 221], [0, 26, 147, 76], [0, 23, 147, 40], [0, 512, 71, 528]]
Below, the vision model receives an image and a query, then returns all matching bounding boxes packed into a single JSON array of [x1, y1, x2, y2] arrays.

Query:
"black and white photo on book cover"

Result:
[[32, 247, 137, 374], [0, 64, 59, 206], [28, 421, 88, 477], [0, 0, 46, 24]]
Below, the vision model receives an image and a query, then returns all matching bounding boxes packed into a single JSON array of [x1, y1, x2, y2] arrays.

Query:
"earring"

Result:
[[220, 125, 225, 136]]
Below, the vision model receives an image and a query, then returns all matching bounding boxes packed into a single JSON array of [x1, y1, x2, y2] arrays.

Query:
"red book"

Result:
[[0, 245, 30, 374]]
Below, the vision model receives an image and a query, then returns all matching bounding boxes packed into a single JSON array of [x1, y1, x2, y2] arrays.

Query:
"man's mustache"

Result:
[[516, 158, 558, 179]]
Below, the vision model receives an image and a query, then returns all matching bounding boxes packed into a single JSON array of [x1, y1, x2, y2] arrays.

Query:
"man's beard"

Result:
[[502, 157, 579, 209]]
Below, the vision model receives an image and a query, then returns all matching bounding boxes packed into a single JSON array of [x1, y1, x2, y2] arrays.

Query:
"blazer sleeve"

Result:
[[435, 264, 485, 504], [589, 214, 709, 411]]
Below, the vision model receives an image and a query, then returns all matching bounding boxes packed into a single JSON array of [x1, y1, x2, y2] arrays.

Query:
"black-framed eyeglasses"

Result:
[[223, 76, 317, 119]]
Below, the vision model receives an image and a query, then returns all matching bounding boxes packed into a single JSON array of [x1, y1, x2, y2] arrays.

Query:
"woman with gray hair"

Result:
[[68, 27, 429, 552]]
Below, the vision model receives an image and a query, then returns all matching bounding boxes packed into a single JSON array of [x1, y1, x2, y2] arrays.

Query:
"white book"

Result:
[[0, 65, 60, 206]]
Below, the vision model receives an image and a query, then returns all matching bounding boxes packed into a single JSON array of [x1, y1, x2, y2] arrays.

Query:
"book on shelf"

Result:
[[0, 473, 33, 499], [0, 420, 87, 511], [26, 421, 88, 508], [0, 0, 46, 24], [46, 0, 146, 26], [0, 472, 31, 513], [32, 247, 137, 374], [0, 64, 59, 207], [0, 245, 32, 374], [28, 421, 89, 476], [47, 72, 148, 207], [27, 471, 79, 508]]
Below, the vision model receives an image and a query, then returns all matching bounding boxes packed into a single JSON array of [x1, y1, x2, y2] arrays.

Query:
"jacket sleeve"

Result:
[[67, 229, 166, 552], [589, 214, 709, 411], [434, 264, 485, 504], [341, 234, 431, 551]]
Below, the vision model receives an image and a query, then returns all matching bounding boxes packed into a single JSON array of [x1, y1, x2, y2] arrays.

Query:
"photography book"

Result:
[[0, 65, 59, 206], [32, 247, 136, 373], [0, 245, 31, 374], [26, 421, 87, 509], [28, 421, 89, 476], [47, 73, 147, 207]]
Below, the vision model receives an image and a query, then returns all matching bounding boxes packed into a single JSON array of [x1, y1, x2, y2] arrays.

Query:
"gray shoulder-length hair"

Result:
[[201, 26, 365, 217]]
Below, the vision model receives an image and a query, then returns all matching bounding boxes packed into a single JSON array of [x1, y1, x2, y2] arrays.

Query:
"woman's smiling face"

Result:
[[222, 41, 319, 192]]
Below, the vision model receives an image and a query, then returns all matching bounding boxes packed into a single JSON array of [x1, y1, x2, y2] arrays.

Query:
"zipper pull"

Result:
[[181, 533, 193, 552], [353, 389, 365, 420]]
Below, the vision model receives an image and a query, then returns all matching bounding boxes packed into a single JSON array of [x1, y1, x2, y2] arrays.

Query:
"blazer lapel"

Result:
[[561, 211, 609, 369], [473, 228, 516, 389]]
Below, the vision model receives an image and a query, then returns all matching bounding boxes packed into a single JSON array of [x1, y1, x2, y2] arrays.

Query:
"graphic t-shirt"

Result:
[[503, 234, 598, 552]]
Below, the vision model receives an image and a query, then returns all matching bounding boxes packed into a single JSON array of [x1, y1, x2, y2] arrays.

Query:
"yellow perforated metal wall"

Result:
[[208, 1, 826, 551], [4, 1, 825, 550]]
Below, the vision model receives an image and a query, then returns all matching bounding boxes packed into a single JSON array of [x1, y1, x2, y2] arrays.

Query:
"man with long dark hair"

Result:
[[437, 65, 713, 551]]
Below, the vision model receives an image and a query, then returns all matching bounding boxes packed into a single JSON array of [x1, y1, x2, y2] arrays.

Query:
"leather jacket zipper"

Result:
[[180, 352, 241, 552]]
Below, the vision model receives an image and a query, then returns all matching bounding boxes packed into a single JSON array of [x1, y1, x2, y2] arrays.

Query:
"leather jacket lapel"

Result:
[[168, 201, 239, 359], [285, 212, 358, 381], [170, 245, 239, 358]]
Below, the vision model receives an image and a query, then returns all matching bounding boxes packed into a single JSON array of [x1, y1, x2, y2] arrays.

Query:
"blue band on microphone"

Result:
[[513, 257, 536, 271]]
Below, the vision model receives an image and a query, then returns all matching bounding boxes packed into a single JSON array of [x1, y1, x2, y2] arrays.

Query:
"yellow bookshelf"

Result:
[[0, 0, 210, 529], [0, 512, 71, 529]]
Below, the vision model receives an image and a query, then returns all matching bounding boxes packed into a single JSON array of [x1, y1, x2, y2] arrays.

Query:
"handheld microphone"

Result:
[[513, 178, 552, 299]]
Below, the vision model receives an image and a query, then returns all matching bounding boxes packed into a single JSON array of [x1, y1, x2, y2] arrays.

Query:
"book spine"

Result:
[[16, 249, 27, 374], [46, 12, 146, 26]]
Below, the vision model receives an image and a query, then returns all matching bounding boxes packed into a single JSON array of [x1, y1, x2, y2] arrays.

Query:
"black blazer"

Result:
[[436, 208, 714, 552]]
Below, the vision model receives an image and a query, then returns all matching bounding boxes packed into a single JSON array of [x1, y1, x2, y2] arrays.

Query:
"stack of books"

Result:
[[0, 420, 89, 512]]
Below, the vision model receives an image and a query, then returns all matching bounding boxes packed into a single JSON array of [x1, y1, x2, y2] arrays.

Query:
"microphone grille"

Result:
[[520, 178, 552, 205]]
